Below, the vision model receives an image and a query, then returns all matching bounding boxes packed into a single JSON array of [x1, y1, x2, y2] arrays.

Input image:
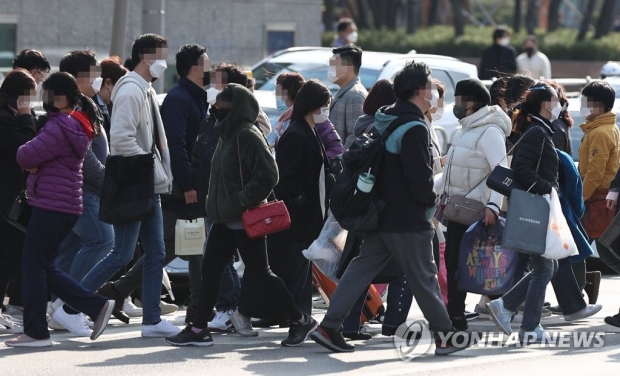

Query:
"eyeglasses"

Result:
[[35, 69, 49, 79]]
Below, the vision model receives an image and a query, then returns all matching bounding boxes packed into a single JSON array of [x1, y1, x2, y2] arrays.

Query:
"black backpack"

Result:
[[330, 113, 424, 232]]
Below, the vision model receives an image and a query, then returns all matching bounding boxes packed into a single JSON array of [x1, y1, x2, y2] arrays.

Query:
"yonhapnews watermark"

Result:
[[393, 319, 605, 361]]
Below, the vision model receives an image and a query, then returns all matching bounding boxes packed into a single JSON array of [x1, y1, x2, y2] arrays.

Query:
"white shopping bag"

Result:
[[302, 213, 348, 282], [175, 218, 206, 256], [543, 188, 579, 260]]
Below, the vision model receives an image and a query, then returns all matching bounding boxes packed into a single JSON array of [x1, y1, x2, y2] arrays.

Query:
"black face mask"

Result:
[[210, 106, 230, 121], [525, 47, 535, 57], [453, 105, 470, 120], [202, 71, 211, 87], [43, 102, 59, 113]]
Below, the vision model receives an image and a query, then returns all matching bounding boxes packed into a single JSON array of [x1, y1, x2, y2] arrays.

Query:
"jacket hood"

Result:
[[356, 114, 375, 134], [374, 100, 425, 135], [215, 83, 260, 139], [459, 105, 512, 137], [49, 112, 90, 157], [580, 111, 616, 132], [110, 72, 147, 103], [374, 109, 398, 134]]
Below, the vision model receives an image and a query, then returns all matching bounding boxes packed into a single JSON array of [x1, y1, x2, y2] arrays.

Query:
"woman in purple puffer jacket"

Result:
[[5, 73, 114, 348], [274, 72, 344, 160]]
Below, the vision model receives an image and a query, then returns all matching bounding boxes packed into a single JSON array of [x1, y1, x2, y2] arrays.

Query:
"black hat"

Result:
[[454, 78, 491, 105]]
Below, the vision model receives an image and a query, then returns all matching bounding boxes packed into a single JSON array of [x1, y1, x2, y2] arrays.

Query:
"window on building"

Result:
[[265, 22, 296, 57], [0, 16, 17, 68]]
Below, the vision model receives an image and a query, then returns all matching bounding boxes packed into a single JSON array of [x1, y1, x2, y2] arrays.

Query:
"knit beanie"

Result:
[[454, 78, 491, 105]]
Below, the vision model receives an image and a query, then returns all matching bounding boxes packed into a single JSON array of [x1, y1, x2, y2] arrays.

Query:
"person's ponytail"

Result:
[[78, 93, 101, 136]]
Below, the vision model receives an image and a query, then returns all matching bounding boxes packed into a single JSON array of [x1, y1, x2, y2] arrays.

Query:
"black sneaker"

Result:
[[281, 314, 318, 347], [604, 312, 620, 328], [451, 316, 468, 331], [343, 331, 372, 340], [310, 325, 355, 353], [464, 310, 479, 321], [435, 330, 475, 356], [166, 325, 214, 347]]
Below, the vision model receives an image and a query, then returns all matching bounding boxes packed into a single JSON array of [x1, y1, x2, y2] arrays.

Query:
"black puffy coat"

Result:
[[511, 116, 559, 195]]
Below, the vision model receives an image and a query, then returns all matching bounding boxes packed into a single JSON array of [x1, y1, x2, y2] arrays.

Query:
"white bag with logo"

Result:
[[543, 188, 579, 260], [175, 218, 206, 256]]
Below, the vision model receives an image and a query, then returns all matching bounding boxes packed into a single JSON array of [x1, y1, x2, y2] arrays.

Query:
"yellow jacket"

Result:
[[578, 111, 620, 200]]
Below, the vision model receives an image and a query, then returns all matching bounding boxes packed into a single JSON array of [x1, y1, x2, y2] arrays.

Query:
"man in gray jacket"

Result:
[[328, 44, 367, 149]]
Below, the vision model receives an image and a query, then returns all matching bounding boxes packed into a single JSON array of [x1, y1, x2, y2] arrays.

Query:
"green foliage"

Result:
[[322, 26, 620, 61]]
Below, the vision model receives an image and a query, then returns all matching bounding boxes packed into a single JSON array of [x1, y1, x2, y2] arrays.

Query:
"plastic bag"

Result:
[[544, 188, 579, 260], [302, 213, 347, 282]]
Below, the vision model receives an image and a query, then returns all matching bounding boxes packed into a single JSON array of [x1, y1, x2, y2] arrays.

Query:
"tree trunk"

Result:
[[595, 0, 615, 38], [429, 0, 442, 26], [385, 0, 402, 30], [547, 0, 562, 31], [526, 0, 538, 34], [514, 0, 522, 33], [323, 0, 335, 32], [451, 0, 464, 36], [577, 0, 597, 41], [356, 0, 369, 29]]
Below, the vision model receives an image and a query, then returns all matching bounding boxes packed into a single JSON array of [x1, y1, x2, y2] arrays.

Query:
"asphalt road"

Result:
[[2, 276, 620, 375]]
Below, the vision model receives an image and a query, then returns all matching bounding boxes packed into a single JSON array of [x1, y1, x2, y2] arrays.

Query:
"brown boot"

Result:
[[584, 271, 601, 304], [97, 282, 130, 324]]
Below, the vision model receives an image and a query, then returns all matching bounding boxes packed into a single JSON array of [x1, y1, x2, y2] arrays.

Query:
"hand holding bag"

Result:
[[457, 218, 518, 295], [237, 131, 291, 240], [441, 152, 487, 226], [543, 188, 579, 259], [5, 190, 32, 233]]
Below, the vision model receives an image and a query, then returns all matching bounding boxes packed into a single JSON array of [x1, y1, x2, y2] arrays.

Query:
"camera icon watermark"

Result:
[[393, 319, 433, 360]]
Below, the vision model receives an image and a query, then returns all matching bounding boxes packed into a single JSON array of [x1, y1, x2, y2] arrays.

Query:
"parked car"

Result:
[[251, 47, 478, 153]]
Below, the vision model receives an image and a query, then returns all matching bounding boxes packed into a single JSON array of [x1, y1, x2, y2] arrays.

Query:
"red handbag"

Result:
[[237, 131, 291, 240]]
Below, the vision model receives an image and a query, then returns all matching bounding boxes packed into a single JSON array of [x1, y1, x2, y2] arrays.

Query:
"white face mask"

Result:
[[91, 77, 103, 93], [580, 106, 592, 118], [313, 106, 330, 124], [148, 60, 167, 79], [430, 89, 439, 107], [550, 103, 562, 120], [36, 81, 43, 95], [431, 107, 445, 122], [347, 31, 358, 43], [327, 65, 340, 83], [206, 87, 220, 105], [499, 37, 510, 46]]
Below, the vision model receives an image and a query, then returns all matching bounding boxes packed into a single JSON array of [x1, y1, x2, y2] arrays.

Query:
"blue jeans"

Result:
[[80, 196, 166, 325], [204, 218, 241, 312], [22, 207, 107, 339], [502, 254, 558, 331], [56, 191, 114, 282]]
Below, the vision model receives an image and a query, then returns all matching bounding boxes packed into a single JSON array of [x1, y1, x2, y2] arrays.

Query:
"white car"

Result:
[[251, 47, 478, 153]]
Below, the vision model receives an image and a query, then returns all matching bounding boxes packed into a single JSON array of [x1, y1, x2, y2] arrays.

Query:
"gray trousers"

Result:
[[321, 229, 453, 333], [113, 210, 202, 307]]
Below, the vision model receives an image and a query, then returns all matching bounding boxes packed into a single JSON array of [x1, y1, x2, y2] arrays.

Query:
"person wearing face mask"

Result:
[[479, 26, 518, 80], [331, 18, 358, 48], [11, 49, 51, 130], [312, 62, 470, 355], [274, 72, 344, 161], [577, 81, 620, 299], [329, 44, 367, 149], [487, 82, 567, 344], [79, 34, 180, 339], [98, 45, 210, 328], [166, 84, 319, 347], [438, 78, 511, 331], [0, 69, 38, 333], [517, 35, 552, 80], [237, 79, 331, 331]]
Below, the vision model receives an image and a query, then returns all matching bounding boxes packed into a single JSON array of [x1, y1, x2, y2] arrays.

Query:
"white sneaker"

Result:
[[208, 310, 234, 332], [46, 299, 64, 317], [4, 306, 23, 323], [0, 314, 23, 334], [52, 307, 92, 337], [160, 301, 178, 315], [48, 317, 67, 331], [83, 314, 94, 330], [141, 319, 181, 338], [123, 297, 143, 317]]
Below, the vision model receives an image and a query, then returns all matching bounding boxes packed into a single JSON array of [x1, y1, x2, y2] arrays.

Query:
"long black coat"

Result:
[[273, 118, 329, 244], [0, 109, 36, 219]]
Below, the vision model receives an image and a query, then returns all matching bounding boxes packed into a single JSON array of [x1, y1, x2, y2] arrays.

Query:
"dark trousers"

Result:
[[0, 221, 24, 307], [445, 221, 469, 319], [550, 258, 586, 315], [193, 224, 302, 329], [22, 207, 106, 339]]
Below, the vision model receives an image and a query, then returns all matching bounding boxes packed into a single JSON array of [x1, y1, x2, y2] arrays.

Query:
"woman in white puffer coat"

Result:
[[438, 78, 512, 331]]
